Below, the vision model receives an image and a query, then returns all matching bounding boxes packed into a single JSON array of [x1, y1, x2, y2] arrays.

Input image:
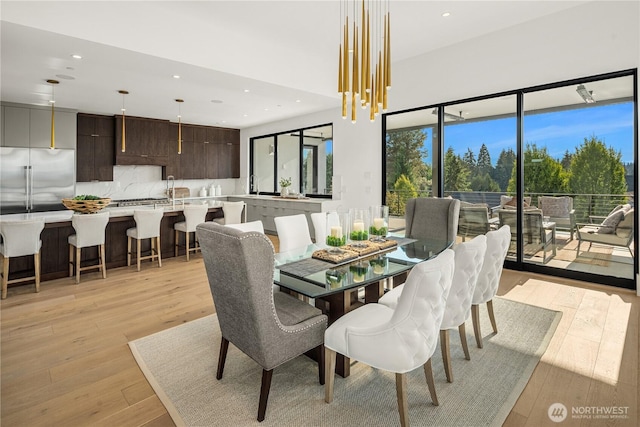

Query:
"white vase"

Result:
[[281, 186, 290, 196]]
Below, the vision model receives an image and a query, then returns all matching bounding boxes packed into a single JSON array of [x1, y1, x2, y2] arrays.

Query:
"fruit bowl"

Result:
[[62, 197, 111, 214]]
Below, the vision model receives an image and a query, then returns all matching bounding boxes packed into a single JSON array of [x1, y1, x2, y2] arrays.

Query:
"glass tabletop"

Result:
[[274, 238, 452, 299]]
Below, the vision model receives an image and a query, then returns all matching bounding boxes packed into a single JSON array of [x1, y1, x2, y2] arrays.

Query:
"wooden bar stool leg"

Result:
[[137, 239, 141, 272], [68, 244, 74, 277], [75, 247, 81, 284], [157, 236, 162, 267], [185, 232, 190, 261], [127, 236, 132, 267], [174, 229, 179, 257], [2, 256, 9, 299], [34, 252, 41, 293], [100, 244, 107, 279]]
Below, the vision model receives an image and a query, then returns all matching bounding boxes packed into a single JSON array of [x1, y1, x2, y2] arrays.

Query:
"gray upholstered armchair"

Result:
[[196, 222, 328, 422], [405, 197, 460, 243], [539, 196, 576, 241]]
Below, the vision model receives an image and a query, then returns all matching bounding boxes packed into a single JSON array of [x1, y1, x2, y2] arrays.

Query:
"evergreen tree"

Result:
[[462, 148, 476, 172], [470, 173, 501, 192], [560, 150, 573, 171], [386, 129, 428, 186], [507, 143, 567, 194], [477, 143, 492, 175], [492, 148, 516, 191], [444, 147, 471, 192]]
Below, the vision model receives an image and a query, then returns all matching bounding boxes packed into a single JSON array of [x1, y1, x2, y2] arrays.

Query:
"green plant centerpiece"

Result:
[[349, 208, 369, 247], [369, 206, 389, 242], [326, 224, 346, 253], [279, 177, 292, 196]]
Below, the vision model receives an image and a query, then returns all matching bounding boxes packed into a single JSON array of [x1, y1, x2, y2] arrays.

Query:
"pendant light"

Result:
[[47, 79, 59, 149], [176, 99, 184, 154], [118, 90, 129, 152]]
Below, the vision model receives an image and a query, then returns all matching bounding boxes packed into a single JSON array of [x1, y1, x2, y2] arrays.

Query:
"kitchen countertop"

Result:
[[0, 200, 224, 224]]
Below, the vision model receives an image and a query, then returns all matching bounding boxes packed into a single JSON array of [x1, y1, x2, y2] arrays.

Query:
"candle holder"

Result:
[[349, 208, 370, 248], [326, 268, 347, 289], [326, 212, 348, 253], [369, 255, 388, 275], [369, 205, 389, 242], [349, 261, 369, 283]]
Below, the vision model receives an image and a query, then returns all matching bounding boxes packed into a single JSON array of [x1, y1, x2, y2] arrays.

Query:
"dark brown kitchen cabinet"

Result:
[[115, 116, 169, 165], [76, 113, 114, 182]]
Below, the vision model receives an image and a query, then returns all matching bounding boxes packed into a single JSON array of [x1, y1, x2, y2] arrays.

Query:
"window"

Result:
[[250, 124, 332, 197]]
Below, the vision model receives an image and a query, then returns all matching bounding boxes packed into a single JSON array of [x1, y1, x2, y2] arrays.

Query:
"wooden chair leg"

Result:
[[395, 373, 409, 427], [423, 358, 439, 406], [185, 232, 190, 261], [487, 299, 498, 333], [325, 347, 336, 403], [68, 244, 74, 277], [75, 247, 81, 284], [174, 230, 179, 257], [136, 239, 141, 272], [156, 236, 162, 267], [2, 256, 8, 299], [257, 369, 273, 422], [440, 329, 453, 382], [471, 304, 483, 348], [34, 252, 41, 293], [459, 323, 470, 360], [216, 337, 229, 380], [127, 236, 132, 267], [100, 244, 107, 279]]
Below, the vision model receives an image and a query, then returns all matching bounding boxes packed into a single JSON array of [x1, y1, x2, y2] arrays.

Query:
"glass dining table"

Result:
[[274, 236, 452, 377]]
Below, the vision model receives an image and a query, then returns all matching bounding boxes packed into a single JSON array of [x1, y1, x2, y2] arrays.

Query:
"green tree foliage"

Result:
[[386, 174, 418, 216], [462, 148, 476, 172], [325, 153, 333, 192], [470, 173, 501, 192], [386, 129, 428, 186], [569, 136, 627, 196], [477, 143, 492, 174], [492, 148, 516, 191], [560, 150, 573, 171], [507, 143, 568, 194], [410, 161, 432, 196], [444, 147, 471, 192]]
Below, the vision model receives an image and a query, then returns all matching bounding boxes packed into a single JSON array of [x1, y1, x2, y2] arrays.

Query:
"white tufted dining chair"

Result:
[[439, 235, 486, 382], [225, 220, 264, 233], [68, 212, 110, 283], [174, 204, 208, 261], [274, 214, 312, 253], [471, 225, 510, 348], [127, 208, 164, 271], [324, 249, 455, 426], [0, 220, 45, 299]]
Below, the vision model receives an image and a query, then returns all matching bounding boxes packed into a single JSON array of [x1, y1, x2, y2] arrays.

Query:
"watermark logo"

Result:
[[548, 403, 630, 422], [548, 403, 568, 422]]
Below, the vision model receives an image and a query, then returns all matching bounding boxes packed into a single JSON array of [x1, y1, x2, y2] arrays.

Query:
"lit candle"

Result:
[[353, 221, 364, 232], [330, 226, 342, 238], [373, 218, 385, 229]]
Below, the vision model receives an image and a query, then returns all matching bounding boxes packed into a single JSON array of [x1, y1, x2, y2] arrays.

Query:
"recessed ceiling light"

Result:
[[243, 89, 250, 93], [243, 114, 248, 117], [295, 99, 301, 103], [70, 54, 82, 59], [442, 12, 451, 17], [172, 75, 181, 79], [56, 74, 75, 80], [264, 108, 269, 111]]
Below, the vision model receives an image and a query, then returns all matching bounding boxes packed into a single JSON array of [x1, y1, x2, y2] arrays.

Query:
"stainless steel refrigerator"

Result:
[[0, 147, 75, 214]]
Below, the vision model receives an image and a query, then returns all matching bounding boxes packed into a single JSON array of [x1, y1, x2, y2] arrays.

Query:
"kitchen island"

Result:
[[0, 202, 224, 285]]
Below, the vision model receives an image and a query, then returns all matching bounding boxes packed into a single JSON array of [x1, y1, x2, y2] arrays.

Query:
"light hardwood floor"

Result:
[[1, 240, 638, 426]]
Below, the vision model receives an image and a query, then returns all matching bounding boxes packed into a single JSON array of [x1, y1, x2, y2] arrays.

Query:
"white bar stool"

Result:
[[127, 209, 164, 271], [68, 212, 109, 284], [0, 220, 45, 299], [174, 204, 208, 261], [213, 201, 246, 225]]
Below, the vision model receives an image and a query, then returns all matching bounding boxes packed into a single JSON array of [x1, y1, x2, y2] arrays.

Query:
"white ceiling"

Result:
[[0, 1, 589, 129]]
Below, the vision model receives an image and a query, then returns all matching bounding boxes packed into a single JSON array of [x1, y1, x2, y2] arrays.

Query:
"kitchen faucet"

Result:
[[249, 174, 259, 195], [167, 175, 175, 206]]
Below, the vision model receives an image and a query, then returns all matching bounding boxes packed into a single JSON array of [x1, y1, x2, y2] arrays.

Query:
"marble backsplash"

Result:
[[75, 165, 246, 200]]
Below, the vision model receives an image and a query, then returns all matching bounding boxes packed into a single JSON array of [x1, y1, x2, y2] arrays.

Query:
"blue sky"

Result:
[[430, 102, 635, 165]]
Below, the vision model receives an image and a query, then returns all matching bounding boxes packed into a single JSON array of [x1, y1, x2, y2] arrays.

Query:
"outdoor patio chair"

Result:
[[576, 206, 634, 257], [497, 208, 556, 263], [458, 201, 491, 241], [539, 196, 576, 241]]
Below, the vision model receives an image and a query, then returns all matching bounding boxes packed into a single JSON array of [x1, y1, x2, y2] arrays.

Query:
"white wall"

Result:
[[241, 1, 639, 212]]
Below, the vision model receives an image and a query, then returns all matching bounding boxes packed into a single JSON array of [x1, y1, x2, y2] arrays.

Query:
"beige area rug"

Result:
[[555, 240, 613, 266], [129, 297, 561, 427]]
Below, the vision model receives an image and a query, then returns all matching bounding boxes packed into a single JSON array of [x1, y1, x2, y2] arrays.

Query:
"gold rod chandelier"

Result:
[[339, 0, 390, 123], [119, 90, 129, 152], [47, 79, 59, 149]]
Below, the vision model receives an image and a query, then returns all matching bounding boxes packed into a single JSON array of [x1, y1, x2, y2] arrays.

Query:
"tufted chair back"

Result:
[[343, 249, 455, 373], [473, 225, 510, 305], [225, 220, 265, 233], [0, 220, 44, 257], [70, 212, 109, 248], [441, 235, 487, 330], [181, 204, 208, 232]]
